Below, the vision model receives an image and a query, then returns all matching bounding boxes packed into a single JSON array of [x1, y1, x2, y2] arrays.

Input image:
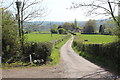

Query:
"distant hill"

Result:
[[24, 18, 114, 32], [77, 19, 112, 27], [27, 18, 112, 27], [31, 21, 65, 26]]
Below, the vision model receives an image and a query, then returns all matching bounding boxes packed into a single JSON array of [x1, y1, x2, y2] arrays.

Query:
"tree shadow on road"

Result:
[[77, 69, 119, 80]]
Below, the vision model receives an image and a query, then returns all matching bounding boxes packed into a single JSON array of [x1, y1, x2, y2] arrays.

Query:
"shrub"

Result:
[[34, 42, 52, 63], [23, 42, 53, 63], [23, 42, 33, 62]]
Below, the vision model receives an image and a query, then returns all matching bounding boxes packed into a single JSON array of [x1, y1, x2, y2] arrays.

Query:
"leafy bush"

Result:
[[23, 42, 53, 63], [34, 42, 52, 63], [2, 11, 21, 63]]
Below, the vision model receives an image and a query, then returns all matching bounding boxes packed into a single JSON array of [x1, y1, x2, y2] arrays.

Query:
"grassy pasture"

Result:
[[25, 34, 64, 42], [78, 34, 117, 44]]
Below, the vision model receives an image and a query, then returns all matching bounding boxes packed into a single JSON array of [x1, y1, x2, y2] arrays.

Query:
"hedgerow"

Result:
[[73, 35, 120, 75]]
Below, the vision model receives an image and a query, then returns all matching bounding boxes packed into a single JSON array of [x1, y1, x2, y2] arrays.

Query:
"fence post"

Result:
[[29, 54, 33, 64]]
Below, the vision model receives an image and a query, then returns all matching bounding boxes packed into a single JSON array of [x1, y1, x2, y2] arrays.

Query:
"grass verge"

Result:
[[50, 36, 72, 65]]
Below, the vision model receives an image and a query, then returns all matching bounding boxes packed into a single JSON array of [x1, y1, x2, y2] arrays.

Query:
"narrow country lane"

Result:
[[2, 36, 115, 78], [60, 36, 113, 78]]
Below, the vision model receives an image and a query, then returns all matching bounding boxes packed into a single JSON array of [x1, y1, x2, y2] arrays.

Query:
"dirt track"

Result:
[[2, 36, 115, 78]]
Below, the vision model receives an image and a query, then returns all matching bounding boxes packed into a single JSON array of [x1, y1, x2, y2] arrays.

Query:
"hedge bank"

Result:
[[73, 36, 120, 75]]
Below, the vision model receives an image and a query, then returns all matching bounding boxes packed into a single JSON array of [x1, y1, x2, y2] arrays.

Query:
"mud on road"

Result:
[[2, 36, 115, 78]]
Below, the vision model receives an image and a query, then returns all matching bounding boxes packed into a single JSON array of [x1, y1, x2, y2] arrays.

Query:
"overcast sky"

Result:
[[43, 0, 112, 21], [2, 0, 118, 21]]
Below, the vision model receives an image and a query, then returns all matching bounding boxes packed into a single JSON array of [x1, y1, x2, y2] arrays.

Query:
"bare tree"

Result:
[[71, 0, 120, 27], [17, 0, 46, 58], [1, 0, 46, 38], [20, 0, 46, 22], [19, 0, 46, 42], [1, 0, 46, 25], [0, 0, 14, 9]]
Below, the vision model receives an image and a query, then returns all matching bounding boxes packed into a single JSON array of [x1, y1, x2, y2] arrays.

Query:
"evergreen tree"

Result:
[[99, 25, 105, 34], [74, 19, 78, 29]]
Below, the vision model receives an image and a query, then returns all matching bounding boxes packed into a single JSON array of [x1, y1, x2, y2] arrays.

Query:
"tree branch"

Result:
[[23, 1, 40, 11], [108, 0, 119, 26]]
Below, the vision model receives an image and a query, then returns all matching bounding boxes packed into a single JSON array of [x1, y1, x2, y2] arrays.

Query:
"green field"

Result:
[[25, 34, 64, 42], [78, 34, 118, 44]]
